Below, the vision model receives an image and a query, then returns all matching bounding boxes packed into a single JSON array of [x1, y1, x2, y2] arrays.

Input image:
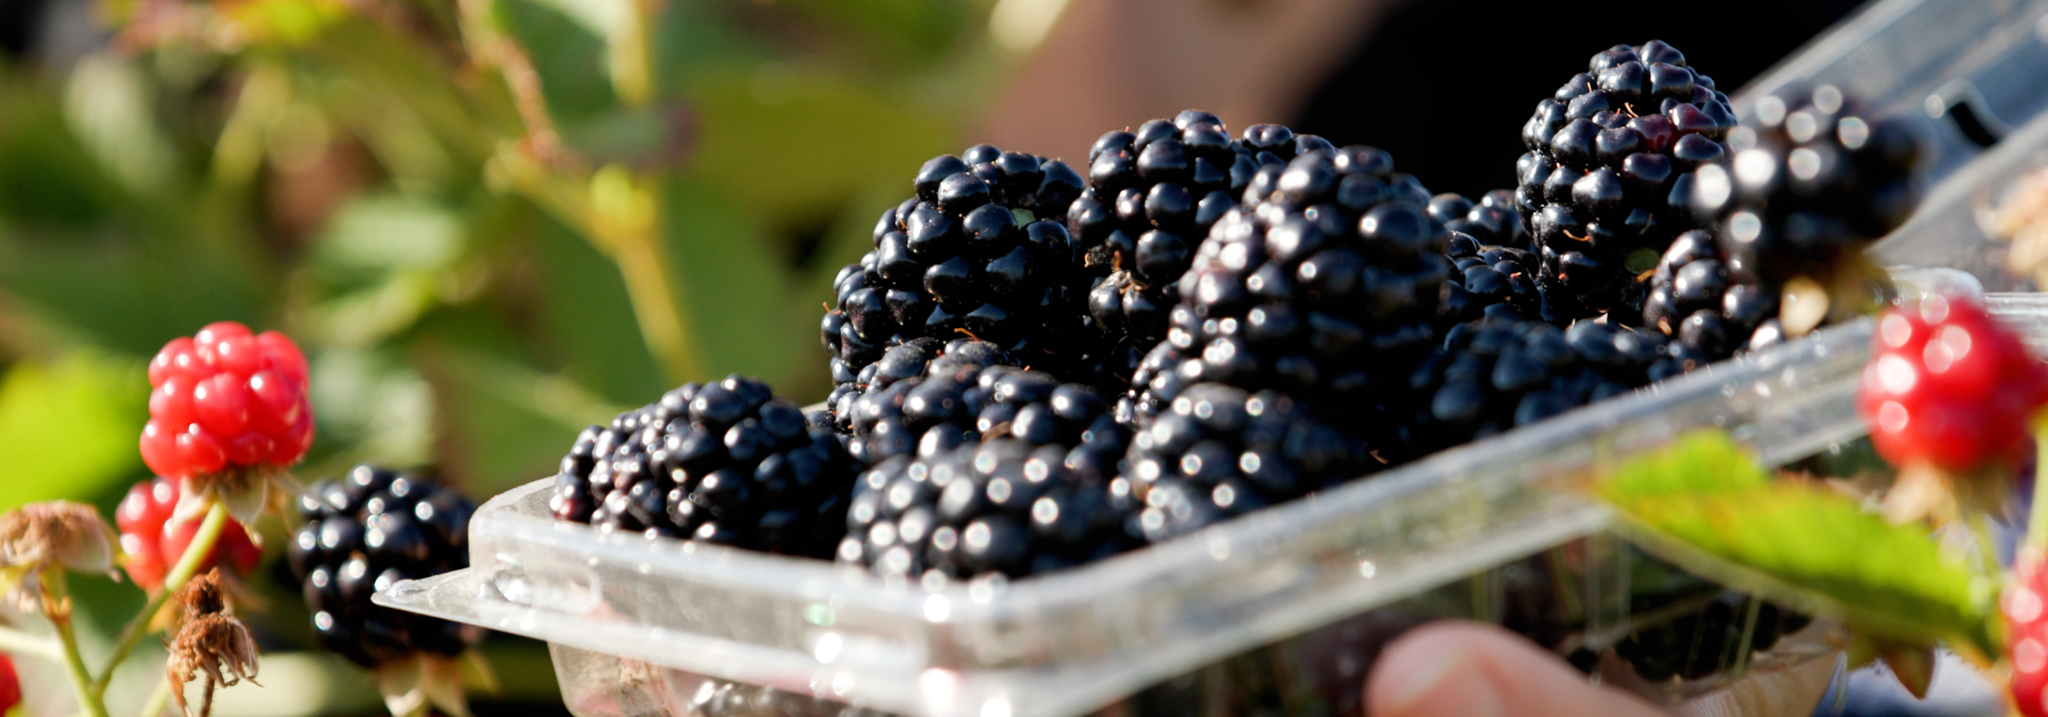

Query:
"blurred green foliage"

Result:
[[0, 0, 1020, 711]]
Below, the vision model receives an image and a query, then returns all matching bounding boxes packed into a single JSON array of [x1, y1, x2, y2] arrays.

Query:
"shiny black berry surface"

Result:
[[838, 435, 1135, 582], [1123, 146, 1448, 440], [1516, 40, 1735, 321], [1124, 383, 1373, 542], [1073, 111, 1336, 381], [823, 146, 1107, 390], [1400, 317, 1696, 457], [291, 466, 480, 668], [549, 374, 859, 557]]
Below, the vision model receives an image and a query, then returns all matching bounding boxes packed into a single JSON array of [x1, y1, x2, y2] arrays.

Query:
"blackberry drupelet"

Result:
[[838, 434, 1135, 582], [548, 375, 858, 558], [290, 466, 481, 668], [1516, 40, 1736, 321], [1072, 111, 1335, 380], [1641, 230, 1785, 358], [822, 145, 1102, 388], [1437, 228, 1543, 328], [1123, 383, 1374, 542], [1130, 146, 1449, 438]]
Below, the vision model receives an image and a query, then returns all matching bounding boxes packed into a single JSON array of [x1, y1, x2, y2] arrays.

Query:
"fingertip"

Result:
[[1366, 621, 1666, 717]]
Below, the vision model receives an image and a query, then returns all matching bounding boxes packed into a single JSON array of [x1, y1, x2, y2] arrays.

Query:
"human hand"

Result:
[[1365, 621, 1837, 717]]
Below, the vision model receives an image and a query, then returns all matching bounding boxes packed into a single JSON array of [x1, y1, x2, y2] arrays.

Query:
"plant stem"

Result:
[[92, 501, 226, 698], [138, 674, 174, 717], [44, 571, 110, 717], [0, 623, 63, 661], [2030, 416, 2048, 557]]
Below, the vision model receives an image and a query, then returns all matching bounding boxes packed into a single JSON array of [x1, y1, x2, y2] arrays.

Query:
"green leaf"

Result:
[[0, 351, 148, 511], [1598, 430, 1771, 499], [424, 343, 623, 496], [1597, 433, 2001, 659]]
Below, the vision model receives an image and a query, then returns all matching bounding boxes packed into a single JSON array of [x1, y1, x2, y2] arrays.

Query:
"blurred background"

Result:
[[0, 0, 1920, 715]]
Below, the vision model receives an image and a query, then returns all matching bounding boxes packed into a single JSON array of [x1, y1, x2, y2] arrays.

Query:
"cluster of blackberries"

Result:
[[291, 466, 481, 668], [548, 375, 856, 557], [1072, 111, 1337, 380], [823, 145, 1106, 391], [1516, 40, 1736, 321]]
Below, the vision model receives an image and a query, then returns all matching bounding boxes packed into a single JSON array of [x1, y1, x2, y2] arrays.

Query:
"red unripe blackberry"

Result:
[[142, 322, 313, 479], [114, 477, 261, 592], [1857, 295, 2048, 473]]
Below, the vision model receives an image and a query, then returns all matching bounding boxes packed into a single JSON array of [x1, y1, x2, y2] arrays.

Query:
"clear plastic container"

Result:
[[374, 2, 2048, 715]]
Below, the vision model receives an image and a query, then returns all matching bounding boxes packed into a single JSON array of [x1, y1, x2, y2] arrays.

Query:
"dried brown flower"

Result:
[[0, 501, 116, 607], [1988, 165, 2048, 287], [165, 570, 259, 717]]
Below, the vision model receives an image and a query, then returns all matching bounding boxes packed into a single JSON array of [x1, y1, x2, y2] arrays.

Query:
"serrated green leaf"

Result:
[[0, 351, 148, 511], [1597, 434, 2001, 659]]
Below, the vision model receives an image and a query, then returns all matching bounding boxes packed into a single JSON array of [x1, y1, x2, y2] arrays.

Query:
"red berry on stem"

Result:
[[116, 478, 261, 591], [1858, 294, 2048, 473], [141, 323, 314, 479]]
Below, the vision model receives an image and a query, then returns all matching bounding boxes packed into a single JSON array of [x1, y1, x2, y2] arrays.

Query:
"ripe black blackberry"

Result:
[[1072, 111, 1335, 380], [290, 466, 481, 668], [1124, 383, 1374, 542], [840, 349, 1126, 478], [1516, 40, 1736, 320], [1430, 190, 1528, 250], [826, 337, 1016, 458], [1428, 191, 1545, 327], [822, 146, 1103, 388], [838, 434, 1134, 581], [548, 374, 858, 558], [1398, 318, 1688, 457], [1134, 146, 1448, 440], [1661, 87, 1921, 353], [1641, 230, 1785, 359]]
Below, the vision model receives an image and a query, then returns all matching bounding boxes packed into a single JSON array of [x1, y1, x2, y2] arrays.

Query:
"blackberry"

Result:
[[1133, 146, 1449, 439], [1437, 229, 1543, 328], [1123, 383, 1375, 542], [822, 146, 1102, 388], [1399, 317, 1689, 457], [1516, 40, 1736, 320], [1641, 230, 1784, 358], [842, 354, 1127, 477], [1669, 87, 1920, 348], [826, 337, 1017, 459], [290, 466, 482, 668], [837, 434, 1134, 581], [1071, 111, 1335, 380], [1429, 190, 1528, 250], [548, 375, 858, 558]]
